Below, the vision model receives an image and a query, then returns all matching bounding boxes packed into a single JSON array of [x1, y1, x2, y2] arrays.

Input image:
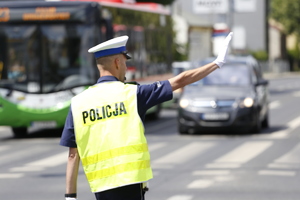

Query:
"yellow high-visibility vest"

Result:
[[71, 81, 153, 193]]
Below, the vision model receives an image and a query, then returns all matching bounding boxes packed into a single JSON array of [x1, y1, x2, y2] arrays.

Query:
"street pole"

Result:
[[228, 0, 234, 53]]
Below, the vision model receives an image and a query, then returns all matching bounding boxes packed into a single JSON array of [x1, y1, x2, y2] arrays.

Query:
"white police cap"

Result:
[[88, 35, 131, 59]]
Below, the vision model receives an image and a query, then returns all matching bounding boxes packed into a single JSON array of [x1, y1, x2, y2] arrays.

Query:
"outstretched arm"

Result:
[[65, 147, 80, 200], [168, 32, 233, 91], [168, 62, 218, 91]]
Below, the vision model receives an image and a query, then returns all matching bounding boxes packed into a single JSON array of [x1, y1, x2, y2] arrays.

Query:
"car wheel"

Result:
[[250, 113, 261, 133], [12, 127, 28, 138], [262, 112, 269, 128], [178, 124, 188, 134]]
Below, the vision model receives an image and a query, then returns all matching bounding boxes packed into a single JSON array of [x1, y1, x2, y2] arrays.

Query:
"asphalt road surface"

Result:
[[0, 74, 300, 200]]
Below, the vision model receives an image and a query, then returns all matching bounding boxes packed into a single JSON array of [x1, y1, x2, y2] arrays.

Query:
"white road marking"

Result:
[[265, 129, 289, 139], [0, 145, 9, 152], [264, 115, 300, 139], [205, 163, 241, 169], [214, 176, 235, 182], [192, 170, 230, 176], [214, 141, 273, 164], [0, 173, 24, 179], [153, 142, 216, 164], [268, 163, 299, 169], [269, 100, 281, 109], [25, 151, 67, 167], [267, 143, 300, 170], [167, 195, 193, 200], [258, 170, 296, 177], [9, 151, 68, 172], [287, 116, 300, 130], [187, 179, 214, 189], [0, 146, 52, 167], [293, 91, 300, 97], [10, 166, 45, 172], [148, 142, 166, 152]]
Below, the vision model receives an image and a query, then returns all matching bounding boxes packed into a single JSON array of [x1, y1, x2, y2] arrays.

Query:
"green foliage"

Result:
[[105, 6, 175, 64], [251, 50, 268, 61], [271, 0, 300, 63], [136, 0, 175, 5], [173, 43, 188, 61], [288, 47, 300, 59], [270, 0, 300, 35]]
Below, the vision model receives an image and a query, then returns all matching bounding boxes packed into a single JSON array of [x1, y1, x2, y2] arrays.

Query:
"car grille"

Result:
[[191, 100, 235, 109]]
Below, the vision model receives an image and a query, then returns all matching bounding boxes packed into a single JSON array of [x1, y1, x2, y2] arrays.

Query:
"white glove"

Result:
[[213, 32, 233, 68], [65, 198, 77, 200]]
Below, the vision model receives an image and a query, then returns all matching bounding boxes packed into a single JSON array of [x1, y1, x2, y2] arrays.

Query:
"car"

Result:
[[177, 55, 269, 134], [171, 61, 192, 107]]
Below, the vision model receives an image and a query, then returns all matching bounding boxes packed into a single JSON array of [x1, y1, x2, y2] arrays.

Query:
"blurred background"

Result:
[[0, 0, 300, 200]]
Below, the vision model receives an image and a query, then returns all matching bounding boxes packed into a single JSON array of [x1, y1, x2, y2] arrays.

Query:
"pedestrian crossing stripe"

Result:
[[0, 140, 299, 181], [213, 141, 273, 164], [0, 173, 23, 179], [167, 195, 193, 200], [152, 142, 216, 164]]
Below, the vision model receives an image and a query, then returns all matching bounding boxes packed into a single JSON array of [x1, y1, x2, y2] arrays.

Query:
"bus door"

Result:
[[40, 24, 99, 93]]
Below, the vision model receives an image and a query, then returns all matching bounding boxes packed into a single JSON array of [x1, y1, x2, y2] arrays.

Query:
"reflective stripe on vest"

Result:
[[71, 81, 153, 193]]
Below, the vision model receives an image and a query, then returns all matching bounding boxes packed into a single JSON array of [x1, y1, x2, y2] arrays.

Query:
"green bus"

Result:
[[0, 1, 173, 137]]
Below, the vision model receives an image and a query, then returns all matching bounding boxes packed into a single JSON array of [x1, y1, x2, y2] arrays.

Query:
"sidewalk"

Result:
[[133, 73, 173, 83], [132, 71, 300, 83], [263, 71, 300, 80]]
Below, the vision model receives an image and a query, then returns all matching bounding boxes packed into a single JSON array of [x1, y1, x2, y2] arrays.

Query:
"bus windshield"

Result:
[[0, 24, 97, 93]]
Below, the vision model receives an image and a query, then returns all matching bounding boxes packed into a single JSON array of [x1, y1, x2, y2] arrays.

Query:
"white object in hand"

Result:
[[213, 32, 233, 68]]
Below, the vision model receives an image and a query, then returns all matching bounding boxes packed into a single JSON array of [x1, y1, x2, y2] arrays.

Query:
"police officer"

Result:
[[61, 33, 233, 200]]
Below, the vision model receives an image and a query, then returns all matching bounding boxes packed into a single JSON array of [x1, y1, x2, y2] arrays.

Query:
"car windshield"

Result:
[[192, 63, 251, 87]]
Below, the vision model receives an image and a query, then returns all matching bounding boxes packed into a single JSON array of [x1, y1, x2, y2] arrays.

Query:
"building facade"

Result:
[[172, 0, 269, 61]]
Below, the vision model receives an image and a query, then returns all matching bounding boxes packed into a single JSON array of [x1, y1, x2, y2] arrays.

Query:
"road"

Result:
[[0, 74, 300, 200]]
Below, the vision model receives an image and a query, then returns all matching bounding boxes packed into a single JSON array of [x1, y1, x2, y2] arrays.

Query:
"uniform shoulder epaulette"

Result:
[[125, 81, 140, 85]]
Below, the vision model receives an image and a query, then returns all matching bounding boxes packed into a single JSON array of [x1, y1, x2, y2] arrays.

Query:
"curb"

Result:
[[133, 73, 173, 83], [263, 72, 300, 80]]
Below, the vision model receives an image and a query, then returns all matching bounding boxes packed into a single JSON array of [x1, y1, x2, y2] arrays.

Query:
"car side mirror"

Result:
[[255, 79, 269, 86]]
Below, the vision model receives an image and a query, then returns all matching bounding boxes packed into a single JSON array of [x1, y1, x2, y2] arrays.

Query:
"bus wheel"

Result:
[[12, 127, 28, 138]]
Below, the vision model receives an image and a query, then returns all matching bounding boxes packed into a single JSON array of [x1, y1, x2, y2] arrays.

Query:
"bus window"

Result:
[[41, 25, 97, 92], [4, 26, 39, 91], [0, 31, 5, 80], [0, 61, 3, 80]]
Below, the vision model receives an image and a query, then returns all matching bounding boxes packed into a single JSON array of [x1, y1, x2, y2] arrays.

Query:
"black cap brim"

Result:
[[122, 51, 131, 59]]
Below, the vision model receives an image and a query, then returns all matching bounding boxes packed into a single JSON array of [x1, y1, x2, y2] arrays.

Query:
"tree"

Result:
[[271, 0, 300, 70], [136, 0, 175, 5], [270, 0, 300, 35]]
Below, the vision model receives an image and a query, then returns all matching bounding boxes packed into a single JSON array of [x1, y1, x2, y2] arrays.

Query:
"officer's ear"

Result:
[[114, 57, 121, 70]]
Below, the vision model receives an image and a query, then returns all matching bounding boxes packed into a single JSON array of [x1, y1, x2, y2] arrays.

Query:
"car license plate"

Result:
[[31, 121, 57, 129], [202, 113, 229, 120]]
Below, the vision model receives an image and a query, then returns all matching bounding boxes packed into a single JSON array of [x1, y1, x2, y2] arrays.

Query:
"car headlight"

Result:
[[179, 99, 189, 108], [241, 97, 254, 108]]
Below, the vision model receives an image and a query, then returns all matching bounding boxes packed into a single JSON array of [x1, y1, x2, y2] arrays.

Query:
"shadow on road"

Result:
[[0, 128, 63, 141]]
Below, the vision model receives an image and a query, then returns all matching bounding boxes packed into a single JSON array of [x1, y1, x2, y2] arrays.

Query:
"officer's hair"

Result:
[[96, 55, 119, 70]]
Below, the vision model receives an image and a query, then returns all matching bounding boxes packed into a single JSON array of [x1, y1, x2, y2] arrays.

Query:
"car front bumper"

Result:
[[178, 106, 257, 130]]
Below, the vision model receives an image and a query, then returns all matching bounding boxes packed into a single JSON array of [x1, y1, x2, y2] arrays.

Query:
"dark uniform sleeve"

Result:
[[137, 80, 173, 119], [60, 108, 77, 148]]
